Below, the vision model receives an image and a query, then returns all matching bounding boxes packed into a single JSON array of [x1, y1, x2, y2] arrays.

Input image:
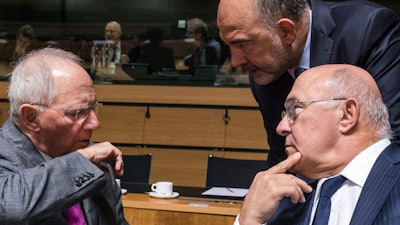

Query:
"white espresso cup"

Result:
[[151, 181, 173, 195]]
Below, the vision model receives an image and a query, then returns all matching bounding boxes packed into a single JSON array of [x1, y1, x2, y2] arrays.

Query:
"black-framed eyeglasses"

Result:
[[281, 98, 346, 123], [33, 101, 103, 120]]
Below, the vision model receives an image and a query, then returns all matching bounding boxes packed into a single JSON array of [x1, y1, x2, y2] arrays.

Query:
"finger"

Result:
[[114, 155, 124, 176], [267, 152, 302, 174]]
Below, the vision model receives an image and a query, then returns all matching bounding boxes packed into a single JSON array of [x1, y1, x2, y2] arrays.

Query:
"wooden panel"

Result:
[[119, 146, 268, 187], [94, 84, 258, 107], [120, 147, 208, 187], [144, 107, 225, 147], [91, 105, 146, 144], [122, 193, 239, 225], [0, 82, 8, 99], [124, 208, 236, 225], [0, 102, 10, 126], [225, 109, 269, 150]]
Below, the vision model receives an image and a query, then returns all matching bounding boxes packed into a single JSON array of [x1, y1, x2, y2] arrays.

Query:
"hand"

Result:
[[239, 152, 313, 225], [120, 54, 129, 64], [77, 142, 124, 176]]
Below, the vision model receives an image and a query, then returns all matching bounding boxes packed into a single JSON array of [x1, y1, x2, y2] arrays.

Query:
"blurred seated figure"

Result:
[[104, 21, 133, 64], [183, 18, 221, 75], [13, 24, 36, 61], [128, 27, 175, 74]]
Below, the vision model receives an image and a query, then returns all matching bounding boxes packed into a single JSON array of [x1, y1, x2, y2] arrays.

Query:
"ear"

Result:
[[339, 98, 360, 134], [277, 18, 296, 45], [19, 104, 41, 132]]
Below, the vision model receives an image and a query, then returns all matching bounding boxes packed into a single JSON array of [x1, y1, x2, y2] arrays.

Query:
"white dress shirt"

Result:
[[233, 138, 390, 225], [287, 9, 312, 78]]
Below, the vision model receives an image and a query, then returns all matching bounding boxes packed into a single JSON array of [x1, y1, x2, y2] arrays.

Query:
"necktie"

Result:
[[194, 48, 200, 65], [67, 203, 86, 225], [312, 176, 346, 225], [111, 46, 117, 62], [294, 67, 307, 78]]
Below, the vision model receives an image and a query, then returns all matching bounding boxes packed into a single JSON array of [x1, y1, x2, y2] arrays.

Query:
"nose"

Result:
[[84, 110, 100, 131], [230, 48, 248, 68], [276, 116, 291, 137]]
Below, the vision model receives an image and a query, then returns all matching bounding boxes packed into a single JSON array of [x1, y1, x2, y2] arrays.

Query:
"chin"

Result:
[[251, 71, 280, 85], [74, 140, 90, 149]]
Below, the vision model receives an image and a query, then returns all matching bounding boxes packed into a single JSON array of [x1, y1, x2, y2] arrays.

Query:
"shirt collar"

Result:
[[340, 138, 390, 188], [288, 9, 312, 78]]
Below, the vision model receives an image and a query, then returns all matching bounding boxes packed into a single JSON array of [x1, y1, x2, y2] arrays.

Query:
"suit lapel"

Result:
[[309, 0, 335, 67], [350, 143, 400, 225]]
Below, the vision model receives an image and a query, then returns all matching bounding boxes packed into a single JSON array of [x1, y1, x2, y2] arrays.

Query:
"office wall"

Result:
[[0, 0, 399, 41], [0, 0, 219, 40]]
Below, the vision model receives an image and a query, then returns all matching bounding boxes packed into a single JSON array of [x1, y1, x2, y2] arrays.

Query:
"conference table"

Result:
[[121, 182, 243, 225]]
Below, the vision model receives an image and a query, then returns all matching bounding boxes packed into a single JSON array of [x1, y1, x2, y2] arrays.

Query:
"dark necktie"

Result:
[[111, 46, 117, 62], [312, 176, 346, 225], [194, 48, 201, 65], [294, 67, 307, 78], [67, 202, 86, 225]]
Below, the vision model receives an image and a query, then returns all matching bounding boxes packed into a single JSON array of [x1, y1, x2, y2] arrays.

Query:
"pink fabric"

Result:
[[67, 203, 86, 225]]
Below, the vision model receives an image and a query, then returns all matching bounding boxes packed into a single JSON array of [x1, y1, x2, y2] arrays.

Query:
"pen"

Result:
[[226, 187, 234, 193]]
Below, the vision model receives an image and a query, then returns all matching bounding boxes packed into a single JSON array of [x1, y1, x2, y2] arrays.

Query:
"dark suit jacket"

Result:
[[267, 142, 400, 225], [0, 119, 128, 225], [250, 0, 400, 168], [129, 43, 176, 73]]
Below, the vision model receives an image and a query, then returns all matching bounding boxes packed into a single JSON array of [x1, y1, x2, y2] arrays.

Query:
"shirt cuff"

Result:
[[233, 214, 268, 225]]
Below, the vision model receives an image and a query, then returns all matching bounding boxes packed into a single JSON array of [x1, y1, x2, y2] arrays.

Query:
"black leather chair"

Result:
[[118, 154, 152, 183], [206, 155, 267, 188]]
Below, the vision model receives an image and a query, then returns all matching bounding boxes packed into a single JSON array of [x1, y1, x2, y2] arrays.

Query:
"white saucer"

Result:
[[149, 192, 179, 199], [121, 188, 127, 195]]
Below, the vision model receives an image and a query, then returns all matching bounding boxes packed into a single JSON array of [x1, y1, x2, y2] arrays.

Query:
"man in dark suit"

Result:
[[217, 0, 400, 168], [235, 64, 400, 225], [184, 18, 222, 75], [104, 20, 133, 64], [0, 47, 128, 224], [128, 27, 176, 74]]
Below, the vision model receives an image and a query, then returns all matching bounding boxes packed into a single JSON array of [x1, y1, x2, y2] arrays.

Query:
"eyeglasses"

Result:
[[33, 101, 103, 120], [281, 98, 346, 123]]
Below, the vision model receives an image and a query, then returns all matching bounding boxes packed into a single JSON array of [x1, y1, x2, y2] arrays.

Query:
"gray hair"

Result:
[[8, 47, 81, 124], [319, 68, 392, 139], [254, 0, 310, 32]]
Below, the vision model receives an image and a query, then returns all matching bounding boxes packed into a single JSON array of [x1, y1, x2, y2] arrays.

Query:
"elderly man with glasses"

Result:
[[0, 47, 128, 224], [234, 64, 400, 225]]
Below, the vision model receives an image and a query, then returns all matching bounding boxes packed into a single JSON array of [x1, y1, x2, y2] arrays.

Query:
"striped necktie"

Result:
[[312, 176, 346, 225]]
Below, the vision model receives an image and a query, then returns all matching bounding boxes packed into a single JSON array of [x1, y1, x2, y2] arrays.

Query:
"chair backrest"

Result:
[[118, 154, 152, 183], [206, 155, 267, 189]]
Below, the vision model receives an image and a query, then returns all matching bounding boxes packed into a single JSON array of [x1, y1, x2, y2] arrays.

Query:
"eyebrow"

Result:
[[227, 38, 252, 47]]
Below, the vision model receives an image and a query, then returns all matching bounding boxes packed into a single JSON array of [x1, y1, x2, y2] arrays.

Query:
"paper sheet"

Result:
[[201, 187, 248, 197]]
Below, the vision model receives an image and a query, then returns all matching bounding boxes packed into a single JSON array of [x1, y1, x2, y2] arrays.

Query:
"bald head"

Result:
[[291, 64, 391, 139], [217, 0, 255, 34], [105, 21, 122, 45], [295, 64, 380, 98]]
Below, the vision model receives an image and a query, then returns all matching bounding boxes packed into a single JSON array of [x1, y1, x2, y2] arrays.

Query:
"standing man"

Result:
[[104, 20, 132, 64], [217, 0, 400, 168], [0, 47, 128, 224]]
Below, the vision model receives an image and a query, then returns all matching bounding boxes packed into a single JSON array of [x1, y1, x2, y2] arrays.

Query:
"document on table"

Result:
[[201, 187, 248, 197]]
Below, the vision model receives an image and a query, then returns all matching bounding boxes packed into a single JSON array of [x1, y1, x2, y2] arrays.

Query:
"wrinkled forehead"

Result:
[[218, 0, 260, 35], [289, 72, 326, 100]]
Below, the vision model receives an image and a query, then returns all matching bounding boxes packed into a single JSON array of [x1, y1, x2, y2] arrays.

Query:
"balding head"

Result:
[[105, 21, 122, 45], [277, 64, 391, 178], [292, 64, 391, 139]]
